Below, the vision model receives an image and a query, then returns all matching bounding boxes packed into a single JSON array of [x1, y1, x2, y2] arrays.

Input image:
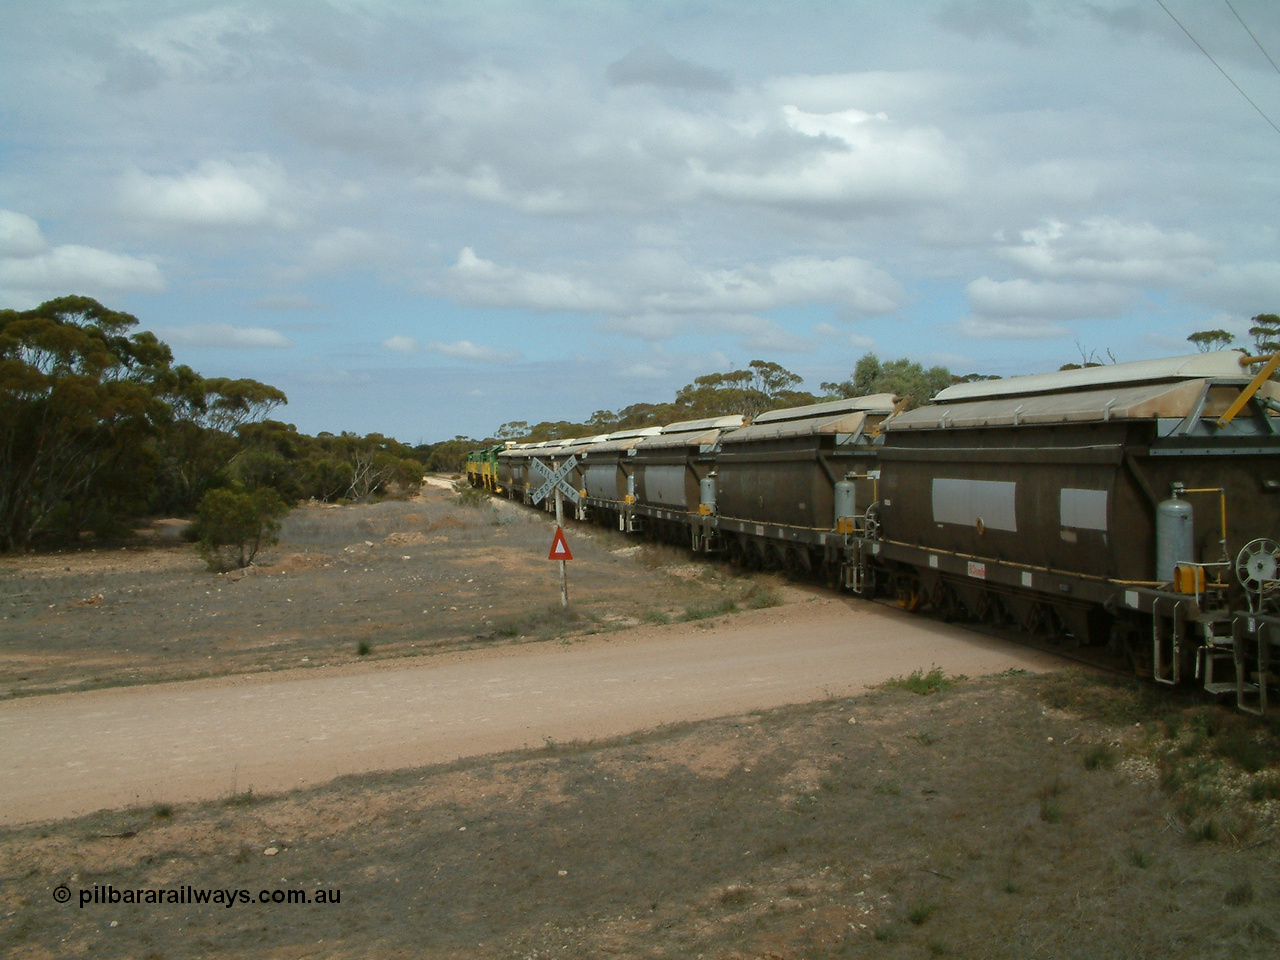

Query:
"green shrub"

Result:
[[740, 583, 783, 609], [881, 666, 957, 695], [907, 902, 936, 925], [195, 487, 289, 571], [1247, 774, 1280, 801], [452, 479, 491, 507]]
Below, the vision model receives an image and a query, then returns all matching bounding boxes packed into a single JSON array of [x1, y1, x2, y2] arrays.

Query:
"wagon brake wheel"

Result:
[[1236, 538, 1280, 612], [1236, 539, 1280, 589]]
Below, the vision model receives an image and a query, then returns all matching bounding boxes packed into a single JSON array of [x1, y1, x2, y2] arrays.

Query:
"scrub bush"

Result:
[[195, 487, 289, 571]]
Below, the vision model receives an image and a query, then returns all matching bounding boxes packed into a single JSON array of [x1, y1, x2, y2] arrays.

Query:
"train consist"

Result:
[[467, 351, 1280, 712]]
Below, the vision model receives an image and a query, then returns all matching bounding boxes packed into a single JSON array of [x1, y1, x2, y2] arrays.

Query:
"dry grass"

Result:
[[0, 490, 781, 698], [5, 671, 1278, 959]]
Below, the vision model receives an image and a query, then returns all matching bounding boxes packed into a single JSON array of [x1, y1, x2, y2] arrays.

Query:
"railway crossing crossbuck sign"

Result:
[[530, 456, 579, 505]]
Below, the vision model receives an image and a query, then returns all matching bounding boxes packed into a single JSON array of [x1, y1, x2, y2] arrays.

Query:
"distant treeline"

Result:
[[1, 297, 424, 552]]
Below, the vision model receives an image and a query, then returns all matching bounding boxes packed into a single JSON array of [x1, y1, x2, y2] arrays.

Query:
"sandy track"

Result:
[[0, 597, 1059, 825]]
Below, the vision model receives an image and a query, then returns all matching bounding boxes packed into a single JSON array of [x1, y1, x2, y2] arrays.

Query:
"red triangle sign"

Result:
[[548, 526, 573, 561]]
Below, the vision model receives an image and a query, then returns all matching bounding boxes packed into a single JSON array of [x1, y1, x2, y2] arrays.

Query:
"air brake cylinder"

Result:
[[1156, 492, 1195, 584], [834, 474, 857, 534], [699, 475, 716, 516]]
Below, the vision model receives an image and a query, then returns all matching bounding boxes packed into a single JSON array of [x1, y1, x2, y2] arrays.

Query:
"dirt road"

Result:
[[0, 597, 1059, 825]]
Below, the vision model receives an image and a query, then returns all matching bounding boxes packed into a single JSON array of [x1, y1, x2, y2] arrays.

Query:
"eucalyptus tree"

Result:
[[821, 353, 953, 410], [0, 297, 173, 550]]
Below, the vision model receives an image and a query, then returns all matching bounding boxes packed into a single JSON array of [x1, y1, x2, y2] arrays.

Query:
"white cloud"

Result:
[[618, 361, 670, 379], [764, 71, 954, 113], [641, 256, 900, 315], [603, 311, 815, 352], [607, 43, 731, 92], [0, 210, 47, 257], [966, 276, 1135, 320], [251, 294, 322, 310], [848, 331, 876, 349], [159, 323, 292, 349], [426, 339, 520, 363], [0, 238, 165, 307], [689, 105, 964, 209], [300, 368, 371, 385], [119, 159, 288, 227], [448, 247, 620, 312], [307, 228, 385, 272], [936, 0, 1047, 45], [123, 7, 277, 80], [958, 316, 1070, 339], [304, 59, 968, 220], [997, 218, 1216, 285], [958, 217, 1229, 337], [382, 334, 419, 354], [1188, 262, 1280, 316], [448, 247, 901, 326], [443, 246, 901, 355]]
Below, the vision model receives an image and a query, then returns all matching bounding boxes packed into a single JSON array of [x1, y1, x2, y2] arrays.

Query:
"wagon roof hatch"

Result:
[[722, 394, 898, 443], [888, 377, 1280, 430], [751, 393, 899, 425], [931, 351, 1252, 404]]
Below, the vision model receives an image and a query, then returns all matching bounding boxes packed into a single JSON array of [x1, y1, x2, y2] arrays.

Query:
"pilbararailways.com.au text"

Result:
[[57, 884, 341, 909]]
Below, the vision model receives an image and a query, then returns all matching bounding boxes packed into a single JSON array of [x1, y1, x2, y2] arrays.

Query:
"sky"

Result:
[[2, 1, 1279, 444]]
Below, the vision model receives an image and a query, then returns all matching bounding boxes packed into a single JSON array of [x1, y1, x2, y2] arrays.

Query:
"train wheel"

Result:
[[822, 561, 840, 591], [1024, 601, 1068, 644], [896, 576, 923, 611], [726, 538, 744, 567], [1111, 617, 1151, 677], [974, 590, 1009, 627], [929, 580, 961, 621]]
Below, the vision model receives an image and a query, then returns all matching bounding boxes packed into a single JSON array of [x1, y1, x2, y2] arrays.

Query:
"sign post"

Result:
[[554, 490, 567, 606], [531, 456, 579, 607]]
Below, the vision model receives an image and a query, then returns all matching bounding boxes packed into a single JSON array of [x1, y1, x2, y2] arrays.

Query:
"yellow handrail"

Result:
[[1218, 352, 1280, 428]]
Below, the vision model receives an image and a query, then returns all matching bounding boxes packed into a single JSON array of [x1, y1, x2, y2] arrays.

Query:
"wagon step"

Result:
[[1195, 620, 1271, 714], [1231, 615, 1275, 716], [1152, 597, 1185, 686]]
